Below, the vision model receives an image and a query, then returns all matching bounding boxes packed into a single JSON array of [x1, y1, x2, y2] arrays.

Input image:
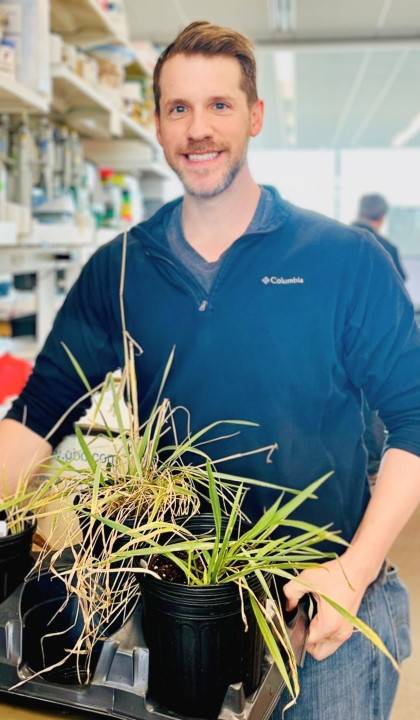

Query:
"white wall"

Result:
[[339, 149, 420, 225], [248, 149, 335, 217]]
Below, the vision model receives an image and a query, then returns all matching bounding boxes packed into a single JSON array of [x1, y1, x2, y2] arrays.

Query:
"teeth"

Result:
[[187, 152, 219, 162]]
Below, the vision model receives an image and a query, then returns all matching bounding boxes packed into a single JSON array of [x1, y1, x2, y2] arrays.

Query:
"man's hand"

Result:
[[283, 554, 371, 661], [282, 449, 420, 663], [0, 419, 52, 497]]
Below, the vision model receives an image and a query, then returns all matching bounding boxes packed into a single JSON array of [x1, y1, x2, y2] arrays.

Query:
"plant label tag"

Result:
[[0, 521, 7, 537]]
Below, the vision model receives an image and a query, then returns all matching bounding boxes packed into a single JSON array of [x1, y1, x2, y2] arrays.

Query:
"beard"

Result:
[[169, 145, 247, 199]]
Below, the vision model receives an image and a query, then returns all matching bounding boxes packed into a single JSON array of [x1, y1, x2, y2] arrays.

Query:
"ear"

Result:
[[155, 111, 162, 146], [250, 99, 264, 138]]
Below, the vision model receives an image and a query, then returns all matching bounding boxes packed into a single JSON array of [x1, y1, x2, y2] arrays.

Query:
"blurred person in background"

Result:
[[353, 193, 406, 282]]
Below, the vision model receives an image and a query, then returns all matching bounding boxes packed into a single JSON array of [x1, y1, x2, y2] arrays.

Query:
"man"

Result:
[[353, 193, 406, 282], [1, 21, 420, 718]]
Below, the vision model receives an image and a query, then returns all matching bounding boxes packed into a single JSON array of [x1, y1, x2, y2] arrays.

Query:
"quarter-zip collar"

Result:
[[129, 185, 292, 313], [131, 185, 292, 260]]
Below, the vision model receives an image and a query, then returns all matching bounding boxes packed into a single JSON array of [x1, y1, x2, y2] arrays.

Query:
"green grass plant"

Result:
[[91, 462, 398, 706]]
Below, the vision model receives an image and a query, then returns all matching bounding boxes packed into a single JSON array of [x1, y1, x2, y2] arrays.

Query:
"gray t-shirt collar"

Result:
[[164, 186, 278, 294]]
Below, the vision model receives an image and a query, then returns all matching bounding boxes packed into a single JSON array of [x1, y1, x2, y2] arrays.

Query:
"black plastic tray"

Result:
[[0, 578, 308, 720]]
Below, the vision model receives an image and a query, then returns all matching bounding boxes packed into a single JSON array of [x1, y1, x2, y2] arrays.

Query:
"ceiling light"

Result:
[[267, 0, 297, 33], [392, 112, 420, 148], [275, 51, 295, 102]]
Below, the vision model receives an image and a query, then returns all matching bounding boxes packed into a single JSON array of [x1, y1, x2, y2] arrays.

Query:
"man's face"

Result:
[[155, 53, 263, 198]]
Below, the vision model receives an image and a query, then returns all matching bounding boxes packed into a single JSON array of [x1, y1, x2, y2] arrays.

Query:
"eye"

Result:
[[213, 102, 228, 111], [171, 104, 187, 115]]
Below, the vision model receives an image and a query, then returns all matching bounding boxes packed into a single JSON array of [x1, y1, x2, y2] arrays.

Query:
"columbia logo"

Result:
[[261, 276, 304, 285]]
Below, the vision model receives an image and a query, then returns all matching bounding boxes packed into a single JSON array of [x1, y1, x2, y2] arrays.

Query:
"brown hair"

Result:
[[153, 21, 258, 114]]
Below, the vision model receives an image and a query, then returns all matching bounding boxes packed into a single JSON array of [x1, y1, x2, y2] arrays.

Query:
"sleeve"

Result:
[[5, 241, 122, 447], [393, 248, 407, 283], [342, 231, 420, 457]]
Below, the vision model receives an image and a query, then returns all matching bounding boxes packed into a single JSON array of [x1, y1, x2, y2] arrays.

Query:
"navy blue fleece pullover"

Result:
[[7, 187, 420, 543]]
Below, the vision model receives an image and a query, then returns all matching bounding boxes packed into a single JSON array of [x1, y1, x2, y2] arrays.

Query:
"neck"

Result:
[[182, 163, 261, 262], [360, 218, 382, 233]]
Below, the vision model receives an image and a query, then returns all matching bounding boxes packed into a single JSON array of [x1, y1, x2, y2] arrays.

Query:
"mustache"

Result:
[[180, 145, 224, 154]]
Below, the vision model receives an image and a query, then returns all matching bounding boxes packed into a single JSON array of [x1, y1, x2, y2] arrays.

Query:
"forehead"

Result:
[[159, 53, 245, 102]]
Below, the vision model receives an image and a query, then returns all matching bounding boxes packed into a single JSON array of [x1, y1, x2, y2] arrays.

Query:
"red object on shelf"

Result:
[[0, 353, 32, 404], [100, 167, 114, 182]]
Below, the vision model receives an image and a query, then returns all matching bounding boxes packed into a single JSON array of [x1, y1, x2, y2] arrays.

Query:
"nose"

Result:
[[187, 108, 212, 142]]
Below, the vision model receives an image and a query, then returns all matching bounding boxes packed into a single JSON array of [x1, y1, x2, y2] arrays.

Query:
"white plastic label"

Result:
[[0, 520, 7, 537]]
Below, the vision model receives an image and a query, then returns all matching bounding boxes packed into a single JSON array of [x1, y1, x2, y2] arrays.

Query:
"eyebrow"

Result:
[[209, 95, 236, 103], [164, 98, 188, 109], [164, 95, 236, 110]]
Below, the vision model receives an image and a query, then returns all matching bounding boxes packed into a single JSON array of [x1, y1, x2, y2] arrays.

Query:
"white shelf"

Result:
[[83, 137, 170, 178], [0, 336, 38, 361], [141, 162, 172, 180], [0, 242, 96, 251], [52, 65, 113, 113], [125, 48, 152, 79], [51, 0, 127, 47], [119, 114, 158, 148], [52, 65, 116, 138], [0, 223, 97, 260], [0, 237, 97, 346], [0, 290, 36, 322], [0, 72, 49, 114], [50, 0, 150, 77], [96, 227, 122, 246], [51, 68, 158, 144]]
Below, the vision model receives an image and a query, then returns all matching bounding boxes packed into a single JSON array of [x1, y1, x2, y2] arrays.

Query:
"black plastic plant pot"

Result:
[[175, 512, 246, 538], [140, 514, 266, 719], [0, 519, 35, 604], [20, 570, 137, 684]]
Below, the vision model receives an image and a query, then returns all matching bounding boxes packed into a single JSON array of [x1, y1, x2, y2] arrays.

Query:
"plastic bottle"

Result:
[[100, 168, 121, 227]]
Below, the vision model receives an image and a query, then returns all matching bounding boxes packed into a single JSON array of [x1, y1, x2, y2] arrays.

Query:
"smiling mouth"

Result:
[[183, 151, 223, 163]]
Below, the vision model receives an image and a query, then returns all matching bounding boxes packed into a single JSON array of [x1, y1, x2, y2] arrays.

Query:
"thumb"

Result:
[[283, 578, 307, 611]]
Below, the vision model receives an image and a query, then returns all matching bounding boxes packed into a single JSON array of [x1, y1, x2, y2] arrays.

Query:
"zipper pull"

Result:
[[198, 300, 208, 312]]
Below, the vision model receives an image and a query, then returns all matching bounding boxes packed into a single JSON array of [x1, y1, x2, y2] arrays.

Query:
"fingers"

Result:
[[307, 612, 352, 645], [282, 579, 307, 611], [306, 611, 353, 661], [307, 638, 344, 661], [306, 630, 353, 661], [283, 561, 363, 662]]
